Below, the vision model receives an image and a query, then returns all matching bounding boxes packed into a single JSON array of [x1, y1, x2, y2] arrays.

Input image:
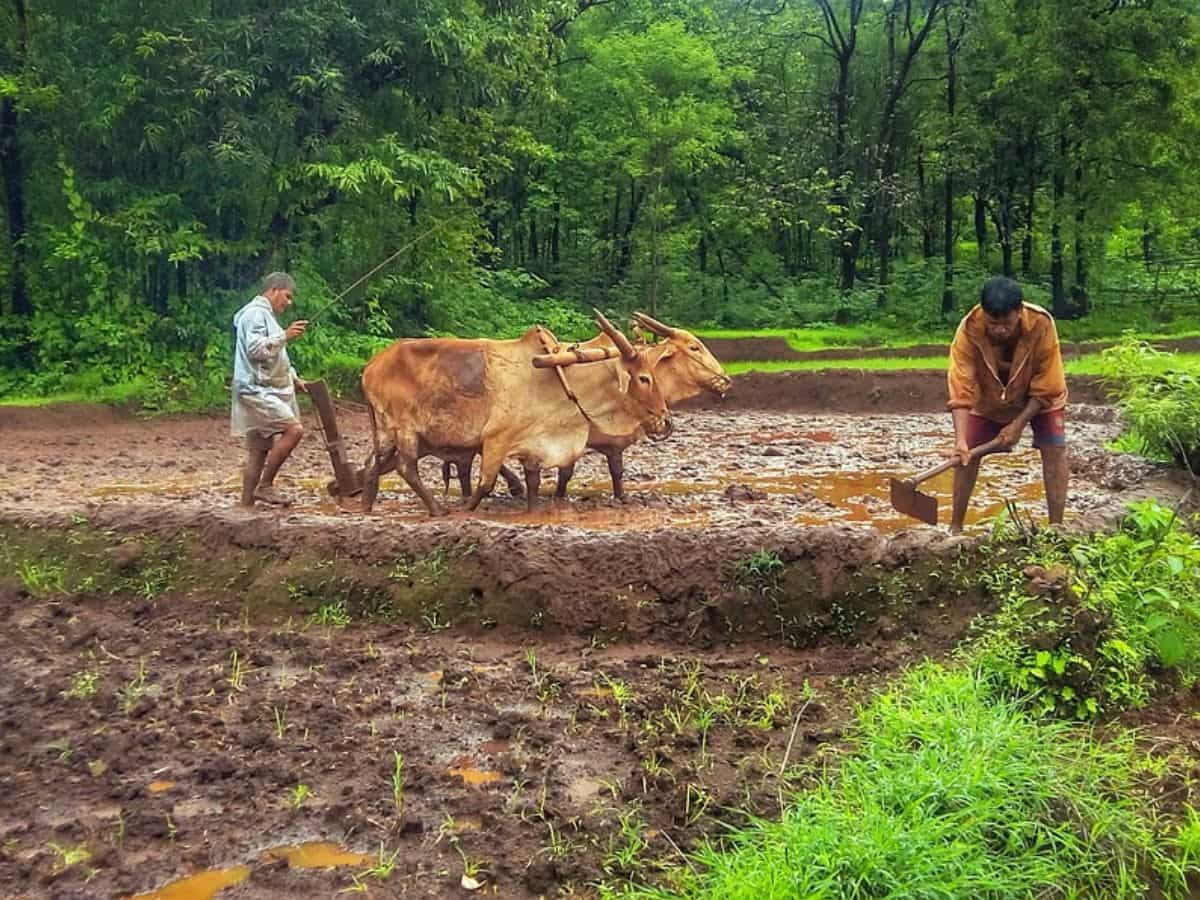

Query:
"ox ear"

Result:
[[632, 311, 678, 339], [593, 308, 637, 361]]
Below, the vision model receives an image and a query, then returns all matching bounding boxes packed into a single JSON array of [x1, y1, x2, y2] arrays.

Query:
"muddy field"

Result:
[[0, 386, 1193, 898], [0, 395, 1179, 540]]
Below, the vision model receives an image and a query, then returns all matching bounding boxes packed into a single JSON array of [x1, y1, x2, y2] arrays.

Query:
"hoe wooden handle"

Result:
[[907, 437, 1007, 487]]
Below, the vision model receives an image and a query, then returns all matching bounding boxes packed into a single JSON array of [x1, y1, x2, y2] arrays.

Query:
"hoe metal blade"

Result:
[[889, 477, 939, 526]]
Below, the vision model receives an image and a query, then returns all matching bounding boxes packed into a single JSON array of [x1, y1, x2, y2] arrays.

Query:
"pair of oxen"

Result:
[[358, 311, 731, 516]]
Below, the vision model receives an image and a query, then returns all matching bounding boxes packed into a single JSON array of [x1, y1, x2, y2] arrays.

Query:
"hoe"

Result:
[[889, 437, 1005, 526]]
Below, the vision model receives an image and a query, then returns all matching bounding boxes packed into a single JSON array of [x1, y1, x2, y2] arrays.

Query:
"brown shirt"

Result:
[[947, 303, 1068, 423]]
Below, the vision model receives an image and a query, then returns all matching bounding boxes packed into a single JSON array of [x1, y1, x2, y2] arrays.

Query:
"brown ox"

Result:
[[361, 313, 670, 515], [437, 312, 731, 499], [552, 312, 730, 498]]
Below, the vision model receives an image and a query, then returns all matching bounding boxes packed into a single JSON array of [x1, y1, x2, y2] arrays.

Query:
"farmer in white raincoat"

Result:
[[231, 272, 309, 507]]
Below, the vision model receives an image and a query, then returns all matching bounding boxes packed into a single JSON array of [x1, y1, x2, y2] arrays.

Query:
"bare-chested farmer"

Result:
[[231, 272, 309, 507], [947, 276, 1069, 534]]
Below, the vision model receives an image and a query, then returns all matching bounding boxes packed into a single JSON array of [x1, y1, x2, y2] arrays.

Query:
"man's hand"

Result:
[[293, 377, 310, 394], [996, 421, 1023, 450], [285, 320, 309, 342], [948, 441, 972, 467]]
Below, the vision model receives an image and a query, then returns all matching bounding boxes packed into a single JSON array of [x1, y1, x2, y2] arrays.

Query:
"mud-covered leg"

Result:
[[524, 464, 541, 512], [361, 452, 381, 512], [239, 446, 268, 508], [466, 446, 504, 511], [555, 463, 575, 500], [1040, 445, 1068, 526], [605, 449, 626, 500], [499, 464, 526, 498], [398, 455, 444, 516], [458, 460, 474, 499], [950, 458, 982, 534]]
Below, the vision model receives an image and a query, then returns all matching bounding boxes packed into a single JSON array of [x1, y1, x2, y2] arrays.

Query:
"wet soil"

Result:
[[0, 578, 961, 899], [0, 397, 1192, 898]]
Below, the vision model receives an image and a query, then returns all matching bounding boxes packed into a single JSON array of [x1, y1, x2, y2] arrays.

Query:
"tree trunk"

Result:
[[918, 149, 934, 259], [551, 200, 560, 266], [0, 96, 29, 317], [941, 6, 960, 316], [1071, 163, 1088, 315], [0, 0, 30, 317], [1141, 221, 1153, 269], [1050, 134, 1067, 318], [974, 194, 987, 266], [1021, 148, 1035, 277], [615, 178, 642, 283]]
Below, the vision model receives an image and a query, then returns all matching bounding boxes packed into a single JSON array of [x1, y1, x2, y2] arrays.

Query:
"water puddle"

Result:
[[129, 866, 250, 900], [147, 780, 176, 794], [448, 757, 503, 786], [260, 841, 372, 869], [129, 842, 370, 899]]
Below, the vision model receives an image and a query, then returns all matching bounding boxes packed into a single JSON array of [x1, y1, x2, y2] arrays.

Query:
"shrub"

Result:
[[970, 500, 1200, 718], [1100, 338, 1200, 470]]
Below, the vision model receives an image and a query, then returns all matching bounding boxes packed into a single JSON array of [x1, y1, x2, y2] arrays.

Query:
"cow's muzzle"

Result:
[[707, 374, 733, 397], [647, 415, 673, 440]]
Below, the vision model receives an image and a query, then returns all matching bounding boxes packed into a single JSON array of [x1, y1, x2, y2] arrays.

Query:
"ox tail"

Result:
[[362, 401, 382, 512]]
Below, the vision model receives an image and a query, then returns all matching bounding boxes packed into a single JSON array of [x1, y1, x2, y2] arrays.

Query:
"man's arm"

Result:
[[996, 396, 1042, 449], [947, 321, 978, 465], [242, 311, 307, 364]]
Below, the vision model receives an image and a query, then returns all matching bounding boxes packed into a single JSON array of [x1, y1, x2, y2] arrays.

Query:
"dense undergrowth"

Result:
[[610, 500, 1200, 898]]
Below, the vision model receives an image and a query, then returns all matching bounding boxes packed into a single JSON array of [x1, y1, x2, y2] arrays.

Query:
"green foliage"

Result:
[[618, 664, 1192, 899], [971, 500, 1200, 718], [1100, 339, 1200, 471]]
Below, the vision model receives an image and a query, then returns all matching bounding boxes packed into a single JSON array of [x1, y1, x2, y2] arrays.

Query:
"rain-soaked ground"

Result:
[[0, 400, 1193, 899], [0, 404, 1173, 534]]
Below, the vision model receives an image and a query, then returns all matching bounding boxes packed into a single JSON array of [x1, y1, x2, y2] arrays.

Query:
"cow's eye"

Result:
[[638, 374, 652, 384], [690, 344, 700, 351]]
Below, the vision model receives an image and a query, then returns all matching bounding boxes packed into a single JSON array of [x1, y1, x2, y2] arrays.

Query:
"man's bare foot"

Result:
[[254, 486, 292, 506]]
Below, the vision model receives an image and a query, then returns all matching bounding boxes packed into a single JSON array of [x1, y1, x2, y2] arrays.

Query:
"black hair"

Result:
[[980, 276, 1022, 316]]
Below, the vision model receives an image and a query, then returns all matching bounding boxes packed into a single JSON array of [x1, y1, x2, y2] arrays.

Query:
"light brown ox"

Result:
[[437, 312, 731, 499], [552, 311, 730, 498], [360, 313, 671, 515]]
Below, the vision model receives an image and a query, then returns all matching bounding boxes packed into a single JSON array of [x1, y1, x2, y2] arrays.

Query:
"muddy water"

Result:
[[0, 407, 1159, 535], [129, 842, 371, 899], [129, 866, 250, 900]]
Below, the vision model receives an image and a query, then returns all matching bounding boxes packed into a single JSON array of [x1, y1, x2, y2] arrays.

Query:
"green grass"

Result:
[[696, 326, 942, 352], [618, 664, 1193, 899], [698, 323, 1200, 355], [725, 352, 1200, 376], [0, 376, 153, 408]]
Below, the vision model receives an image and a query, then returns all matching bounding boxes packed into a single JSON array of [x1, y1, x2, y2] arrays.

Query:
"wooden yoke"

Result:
[[306, 380, 362, 498]]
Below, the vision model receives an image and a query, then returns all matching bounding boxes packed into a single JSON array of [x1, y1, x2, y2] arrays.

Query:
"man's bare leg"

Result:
[[239, 447, 268, 508], [1040, 445, 1068, 526], [256, 423, 304, 505], [950, 459, 982, 535]]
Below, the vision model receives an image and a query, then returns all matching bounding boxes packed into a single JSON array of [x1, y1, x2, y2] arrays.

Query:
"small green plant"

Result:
[[63, 670, 100, 699], [118, 659, 148, 713], [17, 559, 65, 595], [227, 649, 246, 693], [286, 783, 311, 809], [308, 600, 352, 629], [273, 705, 287, 739], [390, 751, 405, 815], [47, 842, 91, 871], [733, 549, 785, 593]]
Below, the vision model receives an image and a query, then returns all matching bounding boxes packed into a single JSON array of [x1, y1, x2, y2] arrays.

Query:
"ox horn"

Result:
[[593, 308, 637, 361], [632, 311, 679, 339]]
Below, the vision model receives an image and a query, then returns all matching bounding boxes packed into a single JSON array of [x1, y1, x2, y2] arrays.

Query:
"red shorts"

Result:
[[966, 409, 1066, 450]]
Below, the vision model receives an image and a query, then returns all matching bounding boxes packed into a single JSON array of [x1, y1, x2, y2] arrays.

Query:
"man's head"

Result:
[[980, 276, 1022, 342], [262, 272, 296, 315]]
